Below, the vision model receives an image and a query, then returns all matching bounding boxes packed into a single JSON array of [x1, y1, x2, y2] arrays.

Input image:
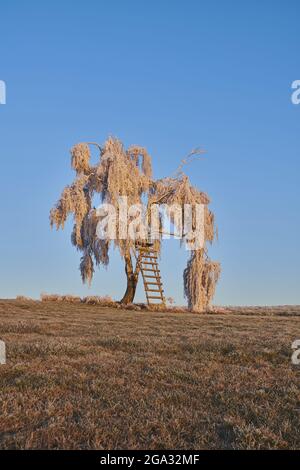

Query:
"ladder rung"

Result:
[[146, 282, 162, 286], [147, 295, 164, 300], [141, 261, 158, 265], [143, 269, 160, 273], [145, 288, 164, 293], [141, 255, 158, 259], [144, 275, 161, 279]]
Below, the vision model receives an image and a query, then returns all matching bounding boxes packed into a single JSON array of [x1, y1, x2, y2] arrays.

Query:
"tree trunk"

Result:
[[120, 250, 140, 304]]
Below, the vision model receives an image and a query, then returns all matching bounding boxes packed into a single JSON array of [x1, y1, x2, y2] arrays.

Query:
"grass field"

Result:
[[0, 299, 299, 449]]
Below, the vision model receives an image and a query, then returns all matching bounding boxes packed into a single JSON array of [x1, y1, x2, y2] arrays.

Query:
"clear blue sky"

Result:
[[0, 0, 299, 305]]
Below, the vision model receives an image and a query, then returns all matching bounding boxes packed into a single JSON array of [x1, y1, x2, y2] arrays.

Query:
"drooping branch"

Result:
[[184, 250, 221, 312]]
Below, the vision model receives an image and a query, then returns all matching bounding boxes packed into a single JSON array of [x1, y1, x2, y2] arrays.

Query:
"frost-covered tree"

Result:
[[50, 137, 220, 311]]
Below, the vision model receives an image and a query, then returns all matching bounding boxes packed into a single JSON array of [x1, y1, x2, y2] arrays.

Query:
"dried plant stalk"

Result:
[[71, 143, 91, 174]]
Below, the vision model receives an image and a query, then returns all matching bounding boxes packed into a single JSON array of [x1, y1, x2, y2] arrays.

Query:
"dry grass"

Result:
[[0, 299, 299, 450], [212, 305, 300, 316]]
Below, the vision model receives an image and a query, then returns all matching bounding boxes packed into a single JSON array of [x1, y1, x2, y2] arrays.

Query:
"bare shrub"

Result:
[[15, 296, 34, 302], [82, 296, 115, 306], [40, 293, 81, 303], [123, 303, 142, 311]]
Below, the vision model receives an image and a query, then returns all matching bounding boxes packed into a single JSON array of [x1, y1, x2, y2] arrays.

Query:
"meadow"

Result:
[[0, 299, 299, 449]]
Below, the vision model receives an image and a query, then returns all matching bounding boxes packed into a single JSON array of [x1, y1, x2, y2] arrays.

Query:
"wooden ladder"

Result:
[[136, 243, 166, 307]]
